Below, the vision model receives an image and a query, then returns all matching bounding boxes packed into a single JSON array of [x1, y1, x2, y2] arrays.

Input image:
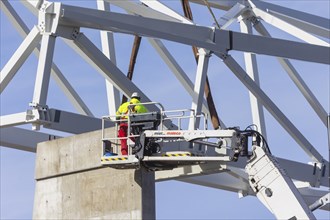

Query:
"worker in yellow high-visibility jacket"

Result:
[[116, 92, 148, 155]]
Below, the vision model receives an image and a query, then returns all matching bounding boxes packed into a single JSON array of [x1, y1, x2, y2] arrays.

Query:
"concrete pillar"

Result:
[[33, 128, 155, 219]]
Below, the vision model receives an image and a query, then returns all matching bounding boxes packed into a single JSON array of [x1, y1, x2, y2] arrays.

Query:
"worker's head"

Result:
[[129, 96, 141, 112], [131, 92, 141, 101]]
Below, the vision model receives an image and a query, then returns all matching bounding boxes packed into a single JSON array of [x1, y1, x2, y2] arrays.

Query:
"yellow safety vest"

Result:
[[116, 98, 148, 119]]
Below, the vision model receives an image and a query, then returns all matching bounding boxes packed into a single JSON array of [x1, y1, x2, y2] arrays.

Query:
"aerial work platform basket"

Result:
[[100, 102, 234, 169]]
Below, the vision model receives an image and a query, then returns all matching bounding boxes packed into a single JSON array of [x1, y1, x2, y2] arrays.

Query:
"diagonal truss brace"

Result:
[[1, 0, 93, 116], [109, 0, 183, 23], [189, 0, 236, 11], [64, 33, 155, 110], [249, 2, 329, 47], [60, 30, 177, 129], [25, 0, 44, 10], [148, 38, 229, 128], [0, 26, 41, 93], [217, 2, 247, 29], [217, 53, 324, 163], [252, 19, 328, 127], [251, 0, 330, 38]]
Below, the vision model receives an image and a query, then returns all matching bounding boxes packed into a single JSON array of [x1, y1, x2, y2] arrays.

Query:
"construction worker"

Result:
[[116, 92, 148, 155]]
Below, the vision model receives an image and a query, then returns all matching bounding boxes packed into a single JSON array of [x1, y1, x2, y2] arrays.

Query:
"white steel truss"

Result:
[[1, 0, 329, 218]]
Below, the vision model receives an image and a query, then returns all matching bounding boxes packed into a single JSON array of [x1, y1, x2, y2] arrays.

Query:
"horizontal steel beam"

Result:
[[57, 3, 329, 64], [0, 112, 29, 128], [180, 172, 252, 194], [44, 109, 114, 134], [0, 127, 59, 152], [156, 153, 328, 188], [229, 31, 329, 64], [0, 109, 112, 134]]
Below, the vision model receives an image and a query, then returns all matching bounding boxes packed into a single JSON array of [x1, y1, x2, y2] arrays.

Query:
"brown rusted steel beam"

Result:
[[122, 35, 142, 104], [181, 0, 221, 129]]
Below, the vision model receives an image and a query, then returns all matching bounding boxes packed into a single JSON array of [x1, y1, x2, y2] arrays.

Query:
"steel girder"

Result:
[[1, 0, 329, 217]]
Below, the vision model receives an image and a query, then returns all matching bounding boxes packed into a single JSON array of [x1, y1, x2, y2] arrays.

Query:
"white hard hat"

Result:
[[131, 92, 140, 99]]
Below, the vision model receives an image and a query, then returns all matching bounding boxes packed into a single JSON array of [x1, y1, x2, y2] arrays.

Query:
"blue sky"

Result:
[[1, 0, 329, 219]]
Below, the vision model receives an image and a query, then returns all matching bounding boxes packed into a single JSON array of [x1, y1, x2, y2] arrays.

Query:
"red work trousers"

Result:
[[118, 123, 135, 155]]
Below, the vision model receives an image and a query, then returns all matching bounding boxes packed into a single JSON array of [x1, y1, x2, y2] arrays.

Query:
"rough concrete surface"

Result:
[[33, 128, 155, 219]]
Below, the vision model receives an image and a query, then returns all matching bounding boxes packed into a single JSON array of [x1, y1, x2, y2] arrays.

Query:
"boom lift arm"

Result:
[[246, 141, 316, 219]]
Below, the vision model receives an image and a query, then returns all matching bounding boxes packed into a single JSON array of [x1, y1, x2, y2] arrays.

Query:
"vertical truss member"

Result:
[[181, 0, 222, 130]]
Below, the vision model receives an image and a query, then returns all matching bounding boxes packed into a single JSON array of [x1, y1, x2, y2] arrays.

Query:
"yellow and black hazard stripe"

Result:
[[162, 153, 192, 157], [101, 157, 128, 162]]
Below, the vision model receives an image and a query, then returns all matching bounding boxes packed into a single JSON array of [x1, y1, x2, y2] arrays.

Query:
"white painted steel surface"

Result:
[[1, 0, 329, 218]]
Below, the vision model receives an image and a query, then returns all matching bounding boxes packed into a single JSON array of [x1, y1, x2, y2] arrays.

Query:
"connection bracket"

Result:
[[309, 193, 330, 211], [38, 1, 61, 35], [309, 160, 328, 187]]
